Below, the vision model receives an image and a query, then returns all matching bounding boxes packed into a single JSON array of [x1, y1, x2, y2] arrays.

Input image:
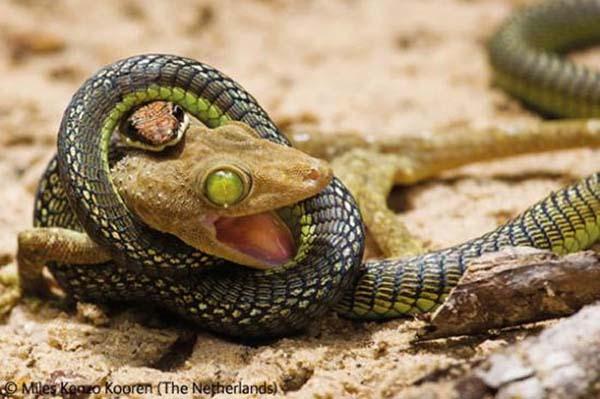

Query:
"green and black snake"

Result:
[[34, 0, 600, 338]]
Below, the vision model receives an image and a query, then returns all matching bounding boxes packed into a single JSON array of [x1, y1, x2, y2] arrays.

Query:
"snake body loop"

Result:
[[34, 0, 600, 337], [58, 55, 291, 274], [488, 0, 600, 117], [49, 55, 365, 337]]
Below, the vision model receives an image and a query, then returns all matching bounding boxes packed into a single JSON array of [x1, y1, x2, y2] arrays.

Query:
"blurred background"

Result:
[[0, 0, 531, 258], [1, 0, 599, 261]]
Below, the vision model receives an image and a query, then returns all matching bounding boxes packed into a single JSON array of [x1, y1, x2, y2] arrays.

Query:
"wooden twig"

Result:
[[420, 247, 600, 340]]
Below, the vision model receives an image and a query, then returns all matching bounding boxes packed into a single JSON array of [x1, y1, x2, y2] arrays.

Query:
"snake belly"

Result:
[[34, 0, 600, 336], [39, 54, 364, 338]]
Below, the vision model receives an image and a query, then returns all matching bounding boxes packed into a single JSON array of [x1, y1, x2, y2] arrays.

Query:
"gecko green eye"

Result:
[[203, 167, 250, 207]]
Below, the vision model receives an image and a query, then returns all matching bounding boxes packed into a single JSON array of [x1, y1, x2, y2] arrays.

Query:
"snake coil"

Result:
[[47, 55, 365, 337], [33, 0, 600, 337]]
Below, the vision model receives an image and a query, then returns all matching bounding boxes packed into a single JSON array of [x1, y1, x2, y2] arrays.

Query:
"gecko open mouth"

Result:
[[212, 210, 296, 267]]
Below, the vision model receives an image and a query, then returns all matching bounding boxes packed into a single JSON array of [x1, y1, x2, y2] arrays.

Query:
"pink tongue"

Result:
[[214, 212, 296, 266]]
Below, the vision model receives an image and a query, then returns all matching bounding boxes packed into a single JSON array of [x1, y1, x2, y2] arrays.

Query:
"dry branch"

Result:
[[421, 247, 600, 340]]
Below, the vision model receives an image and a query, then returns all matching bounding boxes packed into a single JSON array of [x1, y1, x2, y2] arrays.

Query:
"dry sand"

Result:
[[0, 0, 598, 398]]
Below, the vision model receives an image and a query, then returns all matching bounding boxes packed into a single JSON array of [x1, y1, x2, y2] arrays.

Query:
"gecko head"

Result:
[[112, 113, 332, 269]]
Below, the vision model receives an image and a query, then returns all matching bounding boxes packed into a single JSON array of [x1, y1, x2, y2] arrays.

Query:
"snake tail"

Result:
[[336, 172, 600, 318], [489, 0, 600, 117]]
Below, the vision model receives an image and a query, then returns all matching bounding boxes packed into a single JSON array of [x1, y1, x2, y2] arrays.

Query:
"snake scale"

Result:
[[33, 0, 600, 338]]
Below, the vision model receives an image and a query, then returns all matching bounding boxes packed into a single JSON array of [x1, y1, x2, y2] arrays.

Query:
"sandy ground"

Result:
[[0, 0, 599, 398]]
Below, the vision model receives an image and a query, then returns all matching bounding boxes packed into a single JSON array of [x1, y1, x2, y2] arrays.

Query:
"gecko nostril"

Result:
[[305, 168, 321, 181]]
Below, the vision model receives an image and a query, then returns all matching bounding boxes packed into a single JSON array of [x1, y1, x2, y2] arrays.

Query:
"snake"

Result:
[[32, 0, 600, 338]]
